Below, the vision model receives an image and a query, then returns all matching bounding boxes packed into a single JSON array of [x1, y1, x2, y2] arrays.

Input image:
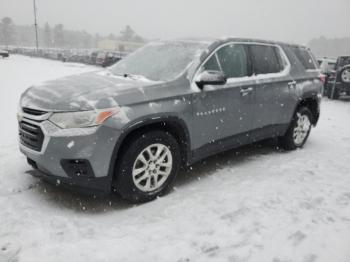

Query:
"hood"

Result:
[[20, 70, 161, 111]]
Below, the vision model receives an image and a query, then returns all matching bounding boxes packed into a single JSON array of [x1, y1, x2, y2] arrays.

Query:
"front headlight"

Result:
[[49, 108, 119, 129]]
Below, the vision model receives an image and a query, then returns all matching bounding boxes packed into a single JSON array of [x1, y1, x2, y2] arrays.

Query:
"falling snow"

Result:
[[0, 55, 350, 262]]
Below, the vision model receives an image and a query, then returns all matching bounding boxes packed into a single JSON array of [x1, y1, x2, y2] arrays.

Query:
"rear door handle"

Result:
[[240, 87, 253, 96]]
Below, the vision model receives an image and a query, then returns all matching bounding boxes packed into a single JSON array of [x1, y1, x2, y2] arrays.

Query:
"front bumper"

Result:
[[19, 118, 121, 193]]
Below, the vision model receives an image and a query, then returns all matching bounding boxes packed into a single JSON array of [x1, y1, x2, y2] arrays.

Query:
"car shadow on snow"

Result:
[[27, 139, 283, 213], [175, 139, 283, 187]]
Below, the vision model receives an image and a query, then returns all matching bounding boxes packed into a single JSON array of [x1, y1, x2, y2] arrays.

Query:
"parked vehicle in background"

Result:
[[0, 49, 9, 58], [96, 51, 123, 67], [103, 52, 123, 67], [319, 58, 336, 96], [18, 38, 322, 203], [66, 52, 86, 63], [60, 50, 73, 62], [327, 56, 350, 99], [88, 51, 99, 65], [95, 51, 108, 66], [9, 46, 128, 67]]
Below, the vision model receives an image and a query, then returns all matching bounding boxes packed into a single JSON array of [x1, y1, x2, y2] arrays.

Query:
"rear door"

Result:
[[248, 44, 295, 135]]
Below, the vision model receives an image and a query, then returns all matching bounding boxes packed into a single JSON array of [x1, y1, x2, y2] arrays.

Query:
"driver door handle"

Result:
[[240, 87, 253, 96]]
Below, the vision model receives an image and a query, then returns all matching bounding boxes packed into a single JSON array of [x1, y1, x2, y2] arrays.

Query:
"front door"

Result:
[[191, 43, 254, 154]]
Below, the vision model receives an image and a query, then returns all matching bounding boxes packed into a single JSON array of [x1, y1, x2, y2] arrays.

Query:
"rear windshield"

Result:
[[291, 47, 317, 70]]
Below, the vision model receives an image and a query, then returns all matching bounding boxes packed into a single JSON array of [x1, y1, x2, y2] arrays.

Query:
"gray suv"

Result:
[[18, 38, 322, 202]]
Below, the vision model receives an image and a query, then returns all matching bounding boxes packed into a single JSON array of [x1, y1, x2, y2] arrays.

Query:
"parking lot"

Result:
[[0, 55, 349, 262]]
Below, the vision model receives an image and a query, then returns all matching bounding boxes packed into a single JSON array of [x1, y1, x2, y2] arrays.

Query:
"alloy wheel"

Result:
[[293, 113, 311, 146], [132, 143, 173, 192], [341, 69, 350, 83]]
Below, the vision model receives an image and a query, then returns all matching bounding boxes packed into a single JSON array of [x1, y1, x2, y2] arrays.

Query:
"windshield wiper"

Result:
[[123, 73, 152, 82], [108, 70, 154, 82]]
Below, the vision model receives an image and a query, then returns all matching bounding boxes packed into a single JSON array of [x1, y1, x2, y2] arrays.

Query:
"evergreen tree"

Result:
[[0, 17, 15, 47], [43, 23, 52, 47], [53, 24, 65, 47], [120, 25, 135, 41]]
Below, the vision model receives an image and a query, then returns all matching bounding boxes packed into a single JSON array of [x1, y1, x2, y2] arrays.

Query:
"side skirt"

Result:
[[189, 124, 289, 165]]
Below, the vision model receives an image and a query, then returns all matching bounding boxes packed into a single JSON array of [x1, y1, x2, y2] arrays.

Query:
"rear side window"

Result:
[[249, 45, 283, 75], [291, 47, 317, 70]]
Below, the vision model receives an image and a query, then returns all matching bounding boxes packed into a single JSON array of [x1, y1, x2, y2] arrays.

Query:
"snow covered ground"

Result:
[[1, 55, 350, 262]]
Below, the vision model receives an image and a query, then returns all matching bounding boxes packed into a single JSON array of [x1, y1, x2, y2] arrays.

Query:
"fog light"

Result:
[[61, 159, 94, 178]]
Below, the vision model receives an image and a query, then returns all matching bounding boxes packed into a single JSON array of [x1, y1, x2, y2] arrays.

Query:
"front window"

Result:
[[202, 44, 249, 78], [217, 44, 248, 78], [110, 41, 209, 82]]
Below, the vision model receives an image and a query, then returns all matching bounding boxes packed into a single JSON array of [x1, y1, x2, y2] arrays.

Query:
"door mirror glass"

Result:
[[195, 70, 227, 89]]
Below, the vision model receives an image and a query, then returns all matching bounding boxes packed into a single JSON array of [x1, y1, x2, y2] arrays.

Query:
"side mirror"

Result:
[[195, 70, 227, 89]]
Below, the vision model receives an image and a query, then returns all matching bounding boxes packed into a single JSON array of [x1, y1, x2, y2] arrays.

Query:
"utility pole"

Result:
[[33, 0, 39, 51]]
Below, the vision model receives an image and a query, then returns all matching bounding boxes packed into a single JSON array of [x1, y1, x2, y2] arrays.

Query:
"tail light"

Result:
[[319, 74, 326, 84], [329, 70, 336, 79]]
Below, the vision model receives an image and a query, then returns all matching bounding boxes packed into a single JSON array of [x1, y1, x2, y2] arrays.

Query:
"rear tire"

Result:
[[279, 107, 313, 150], [340, 66, 350, 84], [114, 130, 181, 203]]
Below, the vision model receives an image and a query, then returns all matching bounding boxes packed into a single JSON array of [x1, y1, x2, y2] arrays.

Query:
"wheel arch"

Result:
[[294, 96, 320, 125], [107, 116, 191, 188]]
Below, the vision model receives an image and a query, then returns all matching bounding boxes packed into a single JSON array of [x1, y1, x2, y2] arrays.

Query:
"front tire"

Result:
[[279, 107, 313, 150], [114, 130, 181, 203]]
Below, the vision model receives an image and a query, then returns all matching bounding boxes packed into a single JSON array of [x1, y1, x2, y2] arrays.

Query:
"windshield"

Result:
[[109, 41, 209, 81]]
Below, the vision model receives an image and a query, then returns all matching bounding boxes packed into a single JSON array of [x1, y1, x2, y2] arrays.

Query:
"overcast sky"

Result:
[[1, 0, 349, 44]]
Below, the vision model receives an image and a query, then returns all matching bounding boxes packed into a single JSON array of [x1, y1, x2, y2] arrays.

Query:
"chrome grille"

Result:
[[19, 120, 44, 151], [22, 107, 47, 116]]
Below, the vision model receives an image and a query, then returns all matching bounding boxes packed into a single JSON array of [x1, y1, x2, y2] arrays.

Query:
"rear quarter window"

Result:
[[291, 47, 317, 70]]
